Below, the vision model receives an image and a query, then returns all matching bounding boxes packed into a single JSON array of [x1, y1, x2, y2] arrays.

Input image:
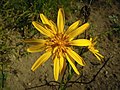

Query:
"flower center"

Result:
[[45, 33, 70, 55], [45, 33, 68, 51], [54, 33, 68, 47]]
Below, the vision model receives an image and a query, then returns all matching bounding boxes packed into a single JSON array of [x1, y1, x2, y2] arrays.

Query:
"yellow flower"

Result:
[[24, 8, 91, 81], [88, 38, 104, 60]]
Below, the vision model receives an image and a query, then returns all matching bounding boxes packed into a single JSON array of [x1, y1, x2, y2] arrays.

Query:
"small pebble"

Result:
[[28, 83, 31, 86], [105, 71, 108, 75]]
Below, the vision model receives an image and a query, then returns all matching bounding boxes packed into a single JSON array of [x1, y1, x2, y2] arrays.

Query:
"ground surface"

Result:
[[0, 0, 120, 90]]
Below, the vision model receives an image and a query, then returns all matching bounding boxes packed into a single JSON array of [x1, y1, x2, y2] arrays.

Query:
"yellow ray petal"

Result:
[[66, 47, 85, 66], [24, 39, 46, 45], [40, 14, 57, 34], [65, 53, 80, 75], [59, 53, 64, 74], [95, 50, 99, 53], [31, 51, 51, 71], [68, 23, 90, 41], [92, 37, 98, 42], [40, 14, 50, 25], [54, 56, 59, 81], [90, 38, 92, 41], [94, 53, 101, 61], [65, 20, 82, 34], [96, 52, 104, 58], [57, 8, 65, 33], [69, 39, 91, 46], [49, 20, 57, 34], [27, 44, 45, 53], [53, 46, 58, 54], [32, 21, 53, 37]]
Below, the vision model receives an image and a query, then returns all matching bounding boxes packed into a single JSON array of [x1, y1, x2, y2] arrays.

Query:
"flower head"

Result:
[[88, 37, 104, 60], [25, 8, 91, 81]]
